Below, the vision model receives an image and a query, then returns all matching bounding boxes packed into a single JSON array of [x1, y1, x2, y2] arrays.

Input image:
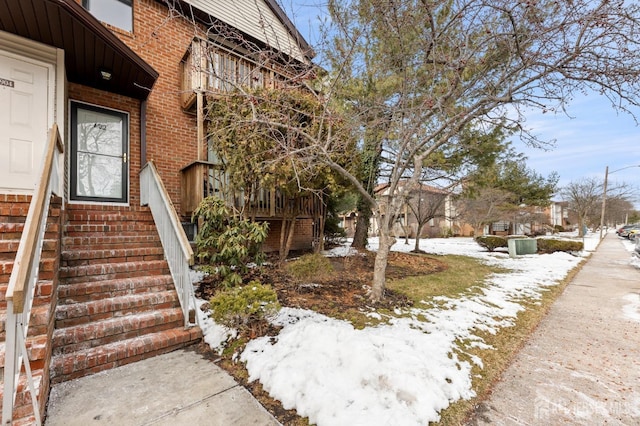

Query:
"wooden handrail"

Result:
[[6, 124, 63, 313]]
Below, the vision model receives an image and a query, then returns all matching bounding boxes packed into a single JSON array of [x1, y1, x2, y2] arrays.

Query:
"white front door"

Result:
[[0, 51, 50, 193]]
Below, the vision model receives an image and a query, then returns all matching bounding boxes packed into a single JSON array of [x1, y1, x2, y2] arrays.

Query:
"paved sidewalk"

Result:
[[468, 234, 640, 425], [45, 347, 280, 425]]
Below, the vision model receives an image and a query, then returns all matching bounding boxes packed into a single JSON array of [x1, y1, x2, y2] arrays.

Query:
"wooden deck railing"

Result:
[[3, 124, 64, 426], [180, 160, 323, 219], [180, 38, 290, 110]]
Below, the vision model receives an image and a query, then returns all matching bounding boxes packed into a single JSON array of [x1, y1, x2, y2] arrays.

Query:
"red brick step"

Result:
[[61, 246, 165, 266], [55, 291, 179, 328], [57, 275, 174, 303], [59, 260, 170, 283], [49, 327, 202, 383], [52, 308, 184, 354]]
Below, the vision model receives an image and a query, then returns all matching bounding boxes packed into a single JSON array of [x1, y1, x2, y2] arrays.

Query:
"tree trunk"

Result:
[[402, 224, 410, 245], [371, 229, 394, 302], [352, 199, 372, 249], [414, 223, 424, 252], [315, 216, 325, 253], [578, 216, 586, 237], [279, 218, 288, 260], [281, 218, 296, 261], [314, 199, 326, 253]]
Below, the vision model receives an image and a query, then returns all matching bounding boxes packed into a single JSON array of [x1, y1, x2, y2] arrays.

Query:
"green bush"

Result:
[[553, 224, 565, 233], [475, 235, 508, 252], [193, 197, 268, 287], [536, 238, 583, 254], [209, 280, 280, 329], [286, 253, 334, 281]]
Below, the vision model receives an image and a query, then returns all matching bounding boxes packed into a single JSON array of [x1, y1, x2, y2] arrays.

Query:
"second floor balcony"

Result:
[[180, 38, 293, 111]]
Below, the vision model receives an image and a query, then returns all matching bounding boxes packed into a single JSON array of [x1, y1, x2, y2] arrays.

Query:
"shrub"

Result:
[[553, 224, 565, 233], [209, 280, 280, 329], [536, 238, 583, 254], [193, 197, 269, 287], [286, 253, 334, 281], [475, 235, 508, 252], [323, 211, 347, 247]]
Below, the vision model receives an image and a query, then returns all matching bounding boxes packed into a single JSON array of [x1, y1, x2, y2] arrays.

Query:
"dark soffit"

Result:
[[0, 0, 158, 100]]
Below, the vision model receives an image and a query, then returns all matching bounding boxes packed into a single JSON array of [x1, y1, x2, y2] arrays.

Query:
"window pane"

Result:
[[76, 109, 124, 157], [76, 154, 123, 198], [85, 0, 133, 32]]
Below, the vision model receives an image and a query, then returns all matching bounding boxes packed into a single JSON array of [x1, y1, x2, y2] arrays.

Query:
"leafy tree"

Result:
[[496, 161, 559, 207], [459, 151, 558, 235]]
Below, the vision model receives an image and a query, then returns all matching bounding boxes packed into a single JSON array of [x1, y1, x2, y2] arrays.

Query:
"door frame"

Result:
[[68, 100, 130, 205], [0, 30, 65, 197]]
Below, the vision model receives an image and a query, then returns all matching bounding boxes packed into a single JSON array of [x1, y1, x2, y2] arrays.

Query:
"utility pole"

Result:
[[599, 166, 608, 240]]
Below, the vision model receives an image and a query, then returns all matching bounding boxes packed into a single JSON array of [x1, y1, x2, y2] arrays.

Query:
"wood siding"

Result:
[[183, 0, 309, 63]]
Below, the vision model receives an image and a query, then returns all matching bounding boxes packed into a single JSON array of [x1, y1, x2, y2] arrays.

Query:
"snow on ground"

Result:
[[622, 293, 640, 323], [221, 233, 601, 425], [620, 237, 640, 270], [619, 237, 640, 322]]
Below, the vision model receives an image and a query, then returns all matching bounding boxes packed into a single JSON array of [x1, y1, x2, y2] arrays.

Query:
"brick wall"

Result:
[[72, 0, 201, 213], [264, 219, 314, 253], [69, 0, 319, 252], [117, 0, 200, 214]]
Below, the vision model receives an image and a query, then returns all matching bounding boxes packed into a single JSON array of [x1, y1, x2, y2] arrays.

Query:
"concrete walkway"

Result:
[[468, 234, 640, 425], [45, 348, 280, 425]]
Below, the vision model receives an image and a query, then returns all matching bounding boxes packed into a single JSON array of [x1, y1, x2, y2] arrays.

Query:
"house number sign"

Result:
[[0, 78, 15, 88]]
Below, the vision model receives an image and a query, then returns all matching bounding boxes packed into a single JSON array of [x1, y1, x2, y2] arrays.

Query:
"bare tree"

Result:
[[605, 196, 635, 226], [170, 0, 640, 301], [318, 0, 640, 301], [562, 178, 636, 235], [457, 187, 514, 236], [560, 178, 604, 236], [405, 187, 448, 252]]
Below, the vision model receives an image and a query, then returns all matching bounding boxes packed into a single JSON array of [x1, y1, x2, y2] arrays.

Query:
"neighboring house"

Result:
[[369, 183, 470, 238], [484, 205, 552, 236], [0, 0, 314, 423], [547, 200, 570, 229]]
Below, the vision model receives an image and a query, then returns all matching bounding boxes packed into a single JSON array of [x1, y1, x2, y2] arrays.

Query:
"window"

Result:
[[83, 0, 133, 32], [70, 102, 129, 203]]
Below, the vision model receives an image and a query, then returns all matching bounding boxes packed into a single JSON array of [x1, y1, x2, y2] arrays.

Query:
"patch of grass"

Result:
[[286, 253, 334, 281], [340, 255, 504, 328], [437, 255, 589, 425], [387, 255, 506, 303]]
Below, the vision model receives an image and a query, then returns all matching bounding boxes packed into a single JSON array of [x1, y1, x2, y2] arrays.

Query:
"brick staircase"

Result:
[[49, 205, 201, 383], [0, 194, 62, 425]]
